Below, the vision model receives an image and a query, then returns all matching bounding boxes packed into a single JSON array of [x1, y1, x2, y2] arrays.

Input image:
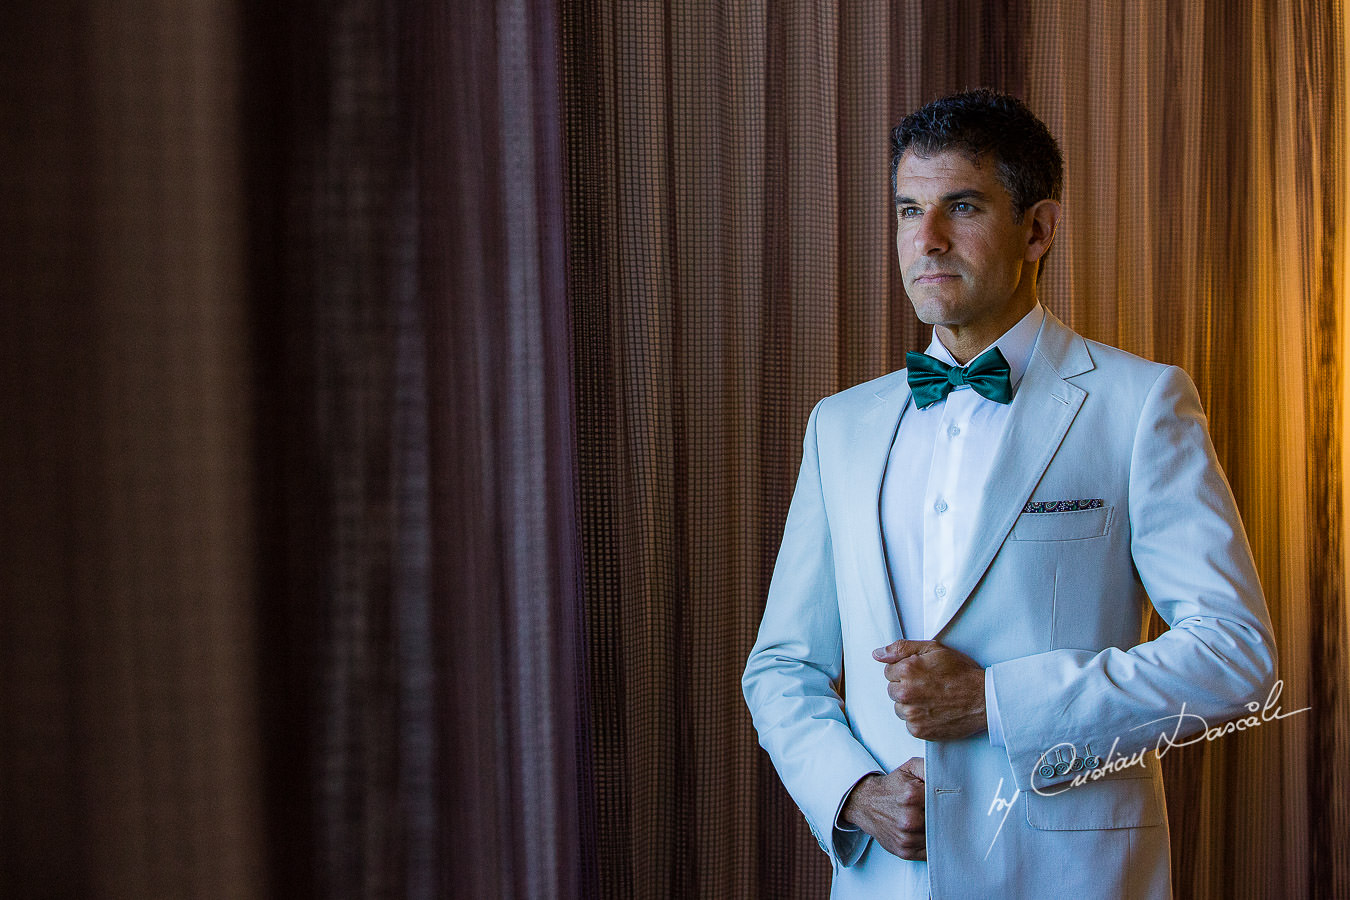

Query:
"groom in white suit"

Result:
[[742, 89, 1276, 899]]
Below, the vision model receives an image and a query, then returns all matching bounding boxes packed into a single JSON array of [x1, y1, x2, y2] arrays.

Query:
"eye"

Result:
[[898, 206, 922, 219], [952, 201, 976, 213]]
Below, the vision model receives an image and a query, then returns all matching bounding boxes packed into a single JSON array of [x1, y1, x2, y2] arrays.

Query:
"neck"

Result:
[[936, 293, 1037, 365]]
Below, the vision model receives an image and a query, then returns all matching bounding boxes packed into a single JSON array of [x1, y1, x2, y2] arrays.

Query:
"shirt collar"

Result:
[[923, 302, 1045, 390]]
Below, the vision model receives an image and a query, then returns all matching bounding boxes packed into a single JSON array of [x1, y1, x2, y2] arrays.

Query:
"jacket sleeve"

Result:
[[743, 399, 885, 866], [990, 365, 1277, 791]]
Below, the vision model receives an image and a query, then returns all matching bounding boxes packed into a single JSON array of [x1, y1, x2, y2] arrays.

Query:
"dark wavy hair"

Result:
[[890, 89, 1063, 221]]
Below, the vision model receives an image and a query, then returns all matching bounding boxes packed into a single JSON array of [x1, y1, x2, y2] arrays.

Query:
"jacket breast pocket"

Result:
[[1024, 770, 1163, 831], [1010, 505, 1114, 542]]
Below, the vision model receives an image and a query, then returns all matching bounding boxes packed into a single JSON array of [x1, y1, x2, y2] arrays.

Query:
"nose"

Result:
[[914, 211, 949, 256]]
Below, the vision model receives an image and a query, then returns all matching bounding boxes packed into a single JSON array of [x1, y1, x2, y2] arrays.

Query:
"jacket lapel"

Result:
[[841, 373, 911, 640], [929, 312, 1095, 637]]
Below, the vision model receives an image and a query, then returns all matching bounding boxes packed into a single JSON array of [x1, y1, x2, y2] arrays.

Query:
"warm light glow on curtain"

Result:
[[1028, 3, 1348, 889]]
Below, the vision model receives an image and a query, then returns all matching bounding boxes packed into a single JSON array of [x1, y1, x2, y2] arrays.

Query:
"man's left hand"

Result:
[[874, 640, 986, 740]]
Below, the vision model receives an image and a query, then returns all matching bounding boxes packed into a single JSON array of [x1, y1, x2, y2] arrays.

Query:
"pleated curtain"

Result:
[[566, 1, 1350, 897]]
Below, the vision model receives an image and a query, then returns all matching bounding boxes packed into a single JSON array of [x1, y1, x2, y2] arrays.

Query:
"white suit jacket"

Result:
[[743, 311, 1276, 899]]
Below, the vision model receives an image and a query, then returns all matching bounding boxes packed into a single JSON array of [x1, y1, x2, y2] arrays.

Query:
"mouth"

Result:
[[912, 272, 959, 285]]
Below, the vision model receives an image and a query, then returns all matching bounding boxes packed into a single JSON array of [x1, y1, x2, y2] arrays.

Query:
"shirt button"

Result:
[[934, 498, 949, 514], [948, 424, 961, 438], [935, 584, 947, 599]]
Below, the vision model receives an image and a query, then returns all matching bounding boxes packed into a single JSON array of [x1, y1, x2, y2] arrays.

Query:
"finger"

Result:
[[873, 639, 930, 663], [886, 680, 912, 702], [897, 756, 924, 778], [883, 657, 916, 683], [894, 838, 926, 861], [906, 719, 943, 741], [898, 780, 925, 805], [894, 756, 925, 780]]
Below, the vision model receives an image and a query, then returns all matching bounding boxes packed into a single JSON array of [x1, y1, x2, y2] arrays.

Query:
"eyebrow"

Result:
[[895, 189, 992, 206]]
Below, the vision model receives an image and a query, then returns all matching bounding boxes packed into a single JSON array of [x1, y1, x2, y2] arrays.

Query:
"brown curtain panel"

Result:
[[250, 0, 586, 897], [1, 0, 587, 897], [565, 1, 1350, 898], [1, 1, 267, 896]]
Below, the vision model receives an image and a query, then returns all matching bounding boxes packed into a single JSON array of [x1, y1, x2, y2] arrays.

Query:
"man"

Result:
[[742, 89, 1276, 899]]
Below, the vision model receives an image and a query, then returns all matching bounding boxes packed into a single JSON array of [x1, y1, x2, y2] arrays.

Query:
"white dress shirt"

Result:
[[880, 302, 1046, 745]]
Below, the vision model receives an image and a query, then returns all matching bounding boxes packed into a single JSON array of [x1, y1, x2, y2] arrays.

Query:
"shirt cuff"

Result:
[[833, 773, 870, 832], [985, 666, 1006, 747]]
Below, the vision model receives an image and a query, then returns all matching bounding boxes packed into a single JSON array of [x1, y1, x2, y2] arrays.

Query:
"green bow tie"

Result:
[[905, 346, 1013, 410]]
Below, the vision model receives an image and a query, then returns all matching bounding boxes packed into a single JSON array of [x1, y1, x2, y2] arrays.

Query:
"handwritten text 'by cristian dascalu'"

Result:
[[982, 680, 1309, 859]]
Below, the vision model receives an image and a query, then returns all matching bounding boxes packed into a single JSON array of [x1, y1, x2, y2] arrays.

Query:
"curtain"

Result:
[[565, 1, 1350, 898], [1, 0, 586, 898], [4, 1, 1349, 898], [1026, 2, 1349, 892], [252, 0, 586, 897], [0, 1, 266, 896]]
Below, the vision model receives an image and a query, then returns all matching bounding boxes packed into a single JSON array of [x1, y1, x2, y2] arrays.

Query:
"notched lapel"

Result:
[[840, 375, 910, 640], [930, 315, 1094, 637]]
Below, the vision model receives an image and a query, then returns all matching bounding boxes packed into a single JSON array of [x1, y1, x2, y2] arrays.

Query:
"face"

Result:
[[894, 149, 1054, 344]]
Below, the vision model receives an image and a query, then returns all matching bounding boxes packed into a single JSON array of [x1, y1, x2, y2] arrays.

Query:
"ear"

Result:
[[1023, 199, 1062, 263]]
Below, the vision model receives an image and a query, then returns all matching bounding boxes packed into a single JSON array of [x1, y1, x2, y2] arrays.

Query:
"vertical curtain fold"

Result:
[[435, 0, 587, 896], [2, 2, 266, 896], [254, 0, 584, 897]]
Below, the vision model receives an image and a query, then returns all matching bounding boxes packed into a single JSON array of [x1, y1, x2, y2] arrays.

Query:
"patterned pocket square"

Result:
[[1022, 498, 1104, 513]]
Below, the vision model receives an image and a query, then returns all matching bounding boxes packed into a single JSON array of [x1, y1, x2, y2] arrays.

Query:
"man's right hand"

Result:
[[840, 757, 926, 860]]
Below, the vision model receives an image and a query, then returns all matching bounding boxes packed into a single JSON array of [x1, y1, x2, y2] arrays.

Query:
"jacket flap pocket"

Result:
[[1024, 773, 1163, 831], [1011, 505, 1113, 541]]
